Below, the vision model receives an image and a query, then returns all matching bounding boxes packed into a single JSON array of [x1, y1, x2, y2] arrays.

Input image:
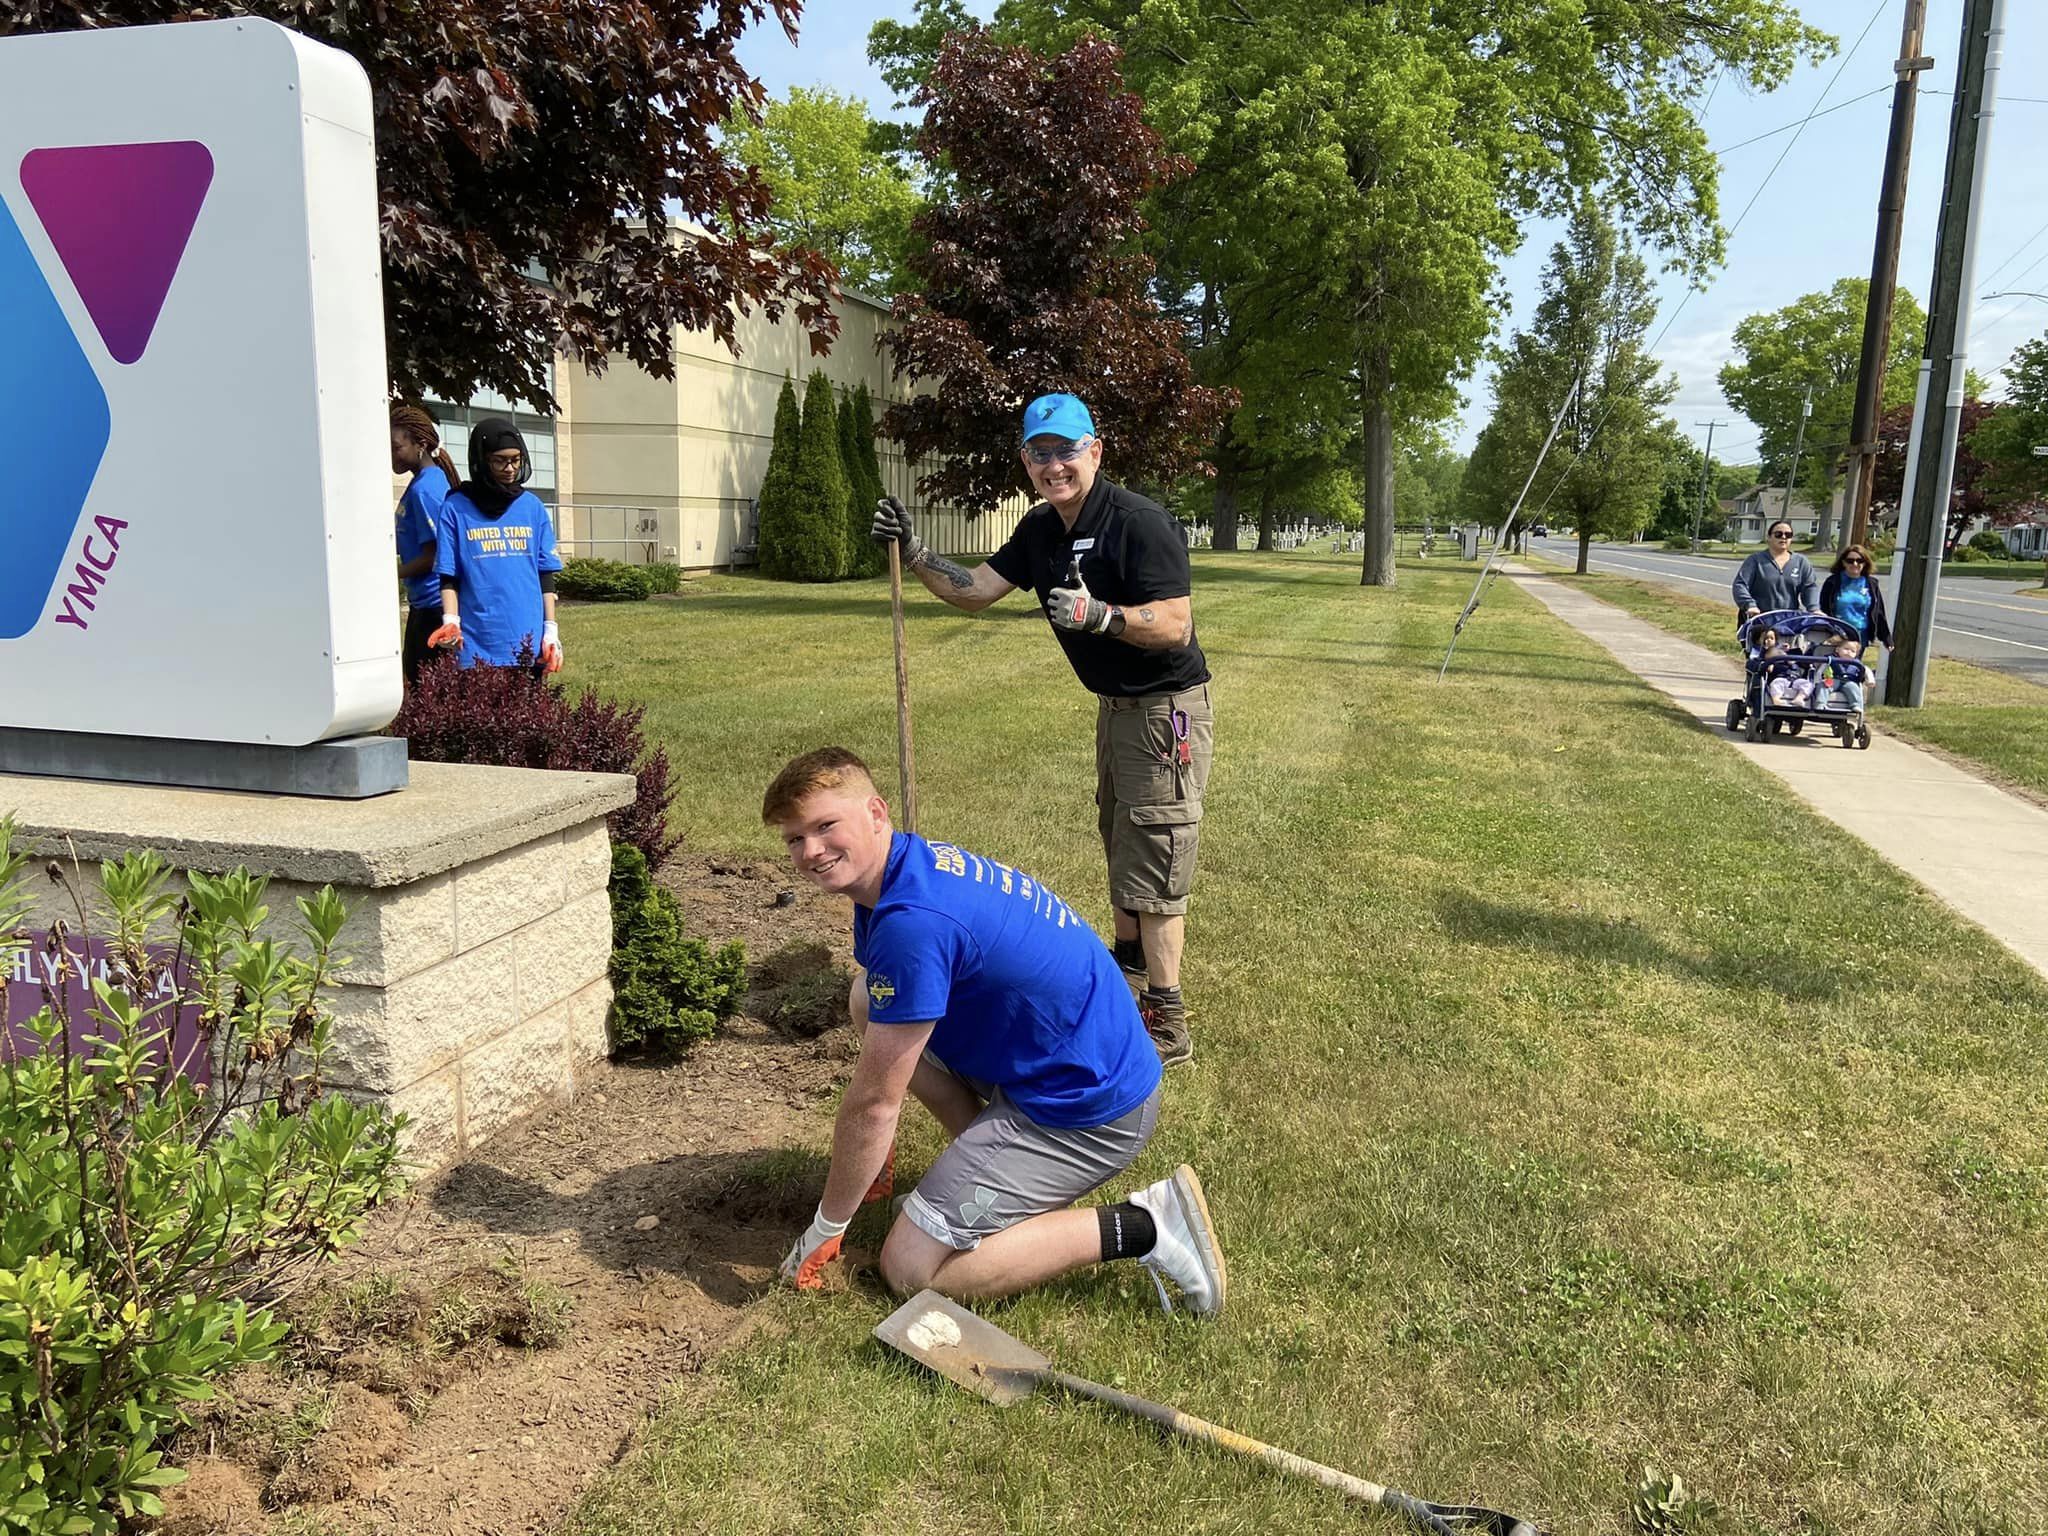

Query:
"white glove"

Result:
[[780, 1205, 850, 1290]]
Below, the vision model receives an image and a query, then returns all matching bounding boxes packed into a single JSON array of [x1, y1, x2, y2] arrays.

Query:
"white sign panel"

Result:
[[0, 19, 399, 745]]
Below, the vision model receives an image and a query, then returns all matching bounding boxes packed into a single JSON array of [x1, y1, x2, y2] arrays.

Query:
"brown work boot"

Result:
[[1138, 987, 1192, 1068]]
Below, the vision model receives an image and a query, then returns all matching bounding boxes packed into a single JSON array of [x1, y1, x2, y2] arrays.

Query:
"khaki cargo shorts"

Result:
[[1095, 683, 1213, 916]]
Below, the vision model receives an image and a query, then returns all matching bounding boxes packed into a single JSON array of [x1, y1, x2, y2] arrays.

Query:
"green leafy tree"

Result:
[[1491, 197, 1676, 573], [724, 86, 923, 297], [1394, 426, 1467, 529], [1718, 279, 1928, 550], [760, 369, 851, 582], [868, 0, 978, 168], [1650, 431, 1733, 543], [987, 0, 1831, 585], [1973, 333, 2048, 513]]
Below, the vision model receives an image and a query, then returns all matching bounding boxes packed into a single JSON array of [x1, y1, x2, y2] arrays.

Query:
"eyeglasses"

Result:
[[1843, 557, 1866, 566], [1024, 438, 1093, 466], [1769, 529, 1793, 539]]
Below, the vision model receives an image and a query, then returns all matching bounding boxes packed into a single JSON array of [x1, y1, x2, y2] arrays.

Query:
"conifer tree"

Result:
[[771, 369, 849, 582], [754, 376, 808, 579]]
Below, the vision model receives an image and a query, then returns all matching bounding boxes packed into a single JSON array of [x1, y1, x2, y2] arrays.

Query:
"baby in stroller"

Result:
[[1753, 628, 1816, 707], [1813, 634, 1868, 714]]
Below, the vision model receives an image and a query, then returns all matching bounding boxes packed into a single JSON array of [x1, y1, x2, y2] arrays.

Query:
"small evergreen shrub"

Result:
[[1967, 529, 2010, 558], [839, 383, 887, 579], [606, 846, 745, 1052], [0, 827, 404, 1533], [556, 558, 656, 602], [393, 661, 678, 869], [1952, 544, 1987, 563]]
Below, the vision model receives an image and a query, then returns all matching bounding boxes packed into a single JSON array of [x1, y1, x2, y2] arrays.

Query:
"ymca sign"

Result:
[[0, 20, 400, 747]]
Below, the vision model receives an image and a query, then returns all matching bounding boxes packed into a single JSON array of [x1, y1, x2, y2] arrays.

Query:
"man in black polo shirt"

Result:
[[871, 393, 1212, 1067]]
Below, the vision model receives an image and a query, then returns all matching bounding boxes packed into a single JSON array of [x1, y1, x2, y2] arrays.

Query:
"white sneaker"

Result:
[[1131, 1165, 1226, 1316]]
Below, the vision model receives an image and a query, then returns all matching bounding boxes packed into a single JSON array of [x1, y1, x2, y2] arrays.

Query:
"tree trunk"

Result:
[[1255, 479, 1278, 551], [1210, 425, 1242, 551], [1360, 343, 1395, 587], [1577, 528, 1591, 575]]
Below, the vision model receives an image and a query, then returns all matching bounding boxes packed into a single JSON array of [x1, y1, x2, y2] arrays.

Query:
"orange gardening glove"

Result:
[[780, 1207, 849, 1291], [540, 620, 563, 674], [427, 617, 463, 650], [862, 1146, 896, 1206]]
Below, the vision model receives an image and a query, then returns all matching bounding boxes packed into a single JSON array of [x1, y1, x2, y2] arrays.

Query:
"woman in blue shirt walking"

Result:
[[390, 404, 458, 684], [1819, 543, 1891, 656]]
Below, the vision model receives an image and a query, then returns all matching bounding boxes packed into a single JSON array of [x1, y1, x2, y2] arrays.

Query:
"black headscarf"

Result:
[[463, 417, 532, 518]]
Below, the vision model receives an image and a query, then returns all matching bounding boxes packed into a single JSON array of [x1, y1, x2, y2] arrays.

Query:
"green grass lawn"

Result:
[[554, 553, 2048, 1536], [1536, 567, 2048, 804]]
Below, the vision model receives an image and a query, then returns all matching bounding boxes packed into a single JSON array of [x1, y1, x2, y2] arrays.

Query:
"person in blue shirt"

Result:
[[1818, 543, 1891, 657], [764, 746, 1226, 1314], [429, 418, 564, 672], [389, 404, 458, 684]]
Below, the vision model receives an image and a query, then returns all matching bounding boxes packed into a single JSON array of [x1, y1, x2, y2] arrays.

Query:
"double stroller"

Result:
[[1724, 610, 1872, 750]]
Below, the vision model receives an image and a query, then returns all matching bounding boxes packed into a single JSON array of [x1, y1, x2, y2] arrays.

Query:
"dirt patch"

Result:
[[170, 853, 866, 1535]]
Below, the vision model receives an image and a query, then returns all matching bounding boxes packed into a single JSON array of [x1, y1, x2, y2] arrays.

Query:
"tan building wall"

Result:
[[558, 288, 1020, 570]]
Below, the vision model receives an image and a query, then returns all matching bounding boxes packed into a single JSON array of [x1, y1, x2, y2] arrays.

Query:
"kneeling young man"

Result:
[[765, 747, 1225, 1313]]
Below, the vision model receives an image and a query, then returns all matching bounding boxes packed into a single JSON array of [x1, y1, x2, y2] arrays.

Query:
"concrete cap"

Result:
[[0, 760, 638, 888]]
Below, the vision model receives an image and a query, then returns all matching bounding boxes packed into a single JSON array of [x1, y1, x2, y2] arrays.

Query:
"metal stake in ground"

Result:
[[888, 540, 918, 833], [877, 1290, 1544, 1536]]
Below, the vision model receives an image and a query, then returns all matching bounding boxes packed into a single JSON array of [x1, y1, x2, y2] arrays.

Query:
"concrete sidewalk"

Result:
[[1508, 567, 2048, 983]]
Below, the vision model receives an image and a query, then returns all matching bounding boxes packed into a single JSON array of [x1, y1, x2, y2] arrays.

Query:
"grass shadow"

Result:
[[1437, 890, 1844, 1005]]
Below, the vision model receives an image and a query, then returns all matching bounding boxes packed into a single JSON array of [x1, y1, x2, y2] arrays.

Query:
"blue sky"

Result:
[[738, 1, 2047, 466]]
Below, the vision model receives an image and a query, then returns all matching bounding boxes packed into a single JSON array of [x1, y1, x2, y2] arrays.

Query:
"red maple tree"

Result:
[[1, 0, 840, 411], [1870, 398, 2017, 552], [878, 28, 1235, 510]]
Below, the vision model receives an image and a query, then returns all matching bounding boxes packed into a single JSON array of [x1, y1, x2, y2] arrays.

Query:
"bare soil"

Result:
[[160, 853, 863, 1536]]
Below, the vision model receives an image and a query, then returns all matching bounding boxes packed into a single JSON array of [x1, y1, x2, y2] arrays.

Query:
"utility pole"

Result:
[[1845, 0, 1935, 551], [1777, 384, 1814, 537], [1691, 420, 1724, 551], [1888, 0, 2005, 708]]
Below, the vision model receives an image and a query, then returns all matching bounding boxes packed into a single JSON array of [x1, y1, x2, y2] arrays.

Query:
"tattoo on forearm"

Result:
[[1139, 607, 1156, 625], [1178, 620, 1193, 646], [922, 554, 976, 591]]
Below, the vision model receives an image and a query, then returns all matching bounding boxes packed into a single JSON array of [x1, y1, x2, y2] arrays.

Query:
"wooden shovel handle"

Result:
[[888, 541, 917, 834], [1044, 1370, 1391, 1506]]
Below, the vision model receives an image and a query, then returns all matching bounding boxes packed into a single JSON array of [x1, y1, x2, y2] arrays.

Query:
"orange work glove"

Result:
[[862, 1146, 896, 1206], [427, 616, 463, 650], [540, 619, 563, 674], [780, 1206, 849, 1291]]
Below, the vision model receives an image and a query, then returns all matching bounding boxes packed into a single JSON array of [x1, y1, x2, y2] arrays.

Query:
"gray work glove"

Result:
[[871, 496, 925, 566], [1046, 557, 1116, 634]]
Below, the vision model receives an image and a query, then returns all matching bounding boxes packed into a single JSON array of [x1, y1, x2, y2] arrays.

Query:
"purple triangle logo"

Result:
[[20, 141, 214, 366]]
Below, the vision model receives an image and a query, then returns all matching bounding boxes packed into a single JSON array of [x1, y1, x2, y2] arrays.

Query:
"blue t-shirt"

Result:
[[433, 488, 562, 668], [1830, 574, 1874, 641], [852, 832, 1162, 1129], [397, 464, 449, 608]]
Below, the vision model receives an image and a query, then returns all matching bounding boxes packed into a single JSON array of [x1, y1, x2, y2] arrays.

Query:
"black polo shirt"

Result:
[[986, 478, 1210, 699]]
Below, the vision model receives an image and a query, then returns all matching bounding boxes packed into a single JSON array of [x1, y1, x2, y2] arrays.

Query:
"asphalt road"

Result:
[[1531, 537, 2048, 685]]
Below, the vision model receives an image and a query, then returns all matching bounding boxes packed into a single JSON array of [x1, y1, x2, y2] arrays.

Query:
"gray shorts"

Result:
[[902, 1061, 1162, 1251]]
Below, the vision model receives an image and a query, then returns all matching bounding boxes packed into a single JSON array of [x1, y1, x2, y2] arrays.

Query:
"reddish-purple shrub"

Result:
[[391, 655, 678, 869]]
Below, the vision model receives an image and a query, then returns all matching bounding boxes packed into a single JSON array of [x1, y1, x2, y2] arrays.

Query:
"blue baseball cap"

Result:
[[1022, 393, 1095, 443]]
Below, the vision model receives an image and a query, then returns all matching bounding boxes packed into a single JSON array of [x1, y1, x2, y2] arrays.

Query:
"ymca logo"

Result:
[[0, 140, 213, 639]]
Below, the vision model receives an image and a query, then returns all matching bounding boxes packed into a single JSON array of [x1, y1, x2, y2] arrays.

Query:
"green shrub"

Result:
[[761, 371, 850, 582], [0, 825, 404, 1534], [606, 845, 746, 1052], [1952, 544, 1987, 563], [839, 383, 887, 579], [1967, 528, 2010, 558], [754, 376, 807, 578], [644, 562, 683, 595], [556, 557, 656, 602]]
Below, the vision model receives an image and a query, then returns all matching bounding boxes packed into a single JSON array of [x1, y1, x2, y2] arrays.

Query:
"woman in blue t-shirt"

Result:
[[429, 419, 564, 672], [390, 404, 458, 684], [1818, 543, 1891, 656]]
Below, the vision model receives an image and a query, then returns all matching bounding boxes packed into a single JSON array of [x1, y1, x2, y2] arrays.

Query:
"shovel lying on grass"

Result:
[[876, 1290, 1543, 1536]]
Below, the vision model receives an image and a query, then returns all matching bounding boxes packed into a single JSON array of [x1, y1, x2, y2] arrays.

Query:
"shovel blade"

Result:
[[873, 1290, 1051, 1407]]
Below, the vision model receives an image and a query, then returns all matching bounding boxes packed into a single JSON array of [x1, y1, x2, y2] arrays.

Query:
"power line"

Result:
[[1710, 84, 1892, 156], [1976, 213, 2048, 289]]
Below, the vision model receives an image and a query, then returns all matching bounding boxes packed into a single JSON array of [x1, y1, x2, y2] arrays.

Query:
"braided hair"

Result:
[[391, 403, 461, 489]]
